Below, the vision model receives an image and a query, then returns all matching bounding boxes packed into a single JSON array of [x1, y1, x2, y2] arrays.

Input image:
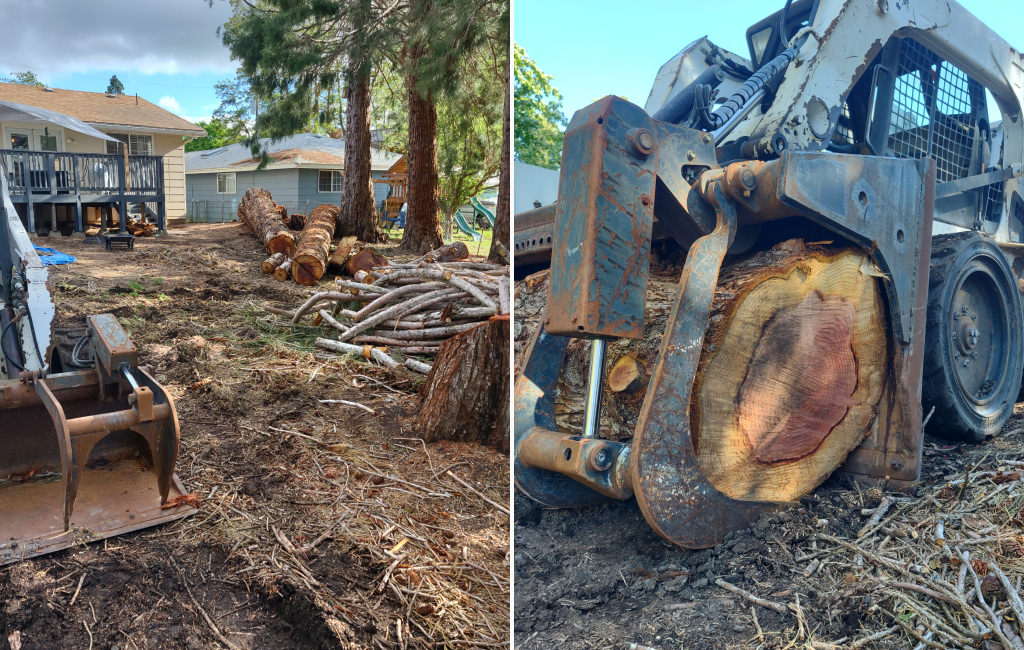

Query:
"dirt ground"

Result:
[[0, 223, 509, 650], [514, 268, 1024, 650]]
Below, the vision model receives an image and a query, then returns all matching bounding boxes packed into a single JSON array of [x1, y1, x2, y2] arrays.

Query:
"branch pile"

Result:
[[268, 255, 509, 375]]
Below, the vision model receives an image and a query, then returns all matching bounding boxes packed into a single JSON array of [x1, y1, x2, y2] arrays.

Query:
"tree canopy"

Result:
[[105, 75, 125, 95], [186, 117, 238, 152], [1, 71, 44, 87], [513, 43, 566, 170]]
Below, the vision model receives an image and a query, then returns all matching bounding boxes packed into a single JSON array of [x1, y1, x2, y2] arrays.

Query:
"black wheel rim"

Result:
[[946, 257, 1013, 415]]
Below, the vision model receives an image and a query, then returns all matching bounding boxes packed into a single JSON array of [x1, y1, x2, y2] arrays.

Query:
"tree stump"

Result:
[[292, 204, 340, 286], [514, 241, 888, 502], [238, 187, 296, 256], [415, 315, 510, 451]]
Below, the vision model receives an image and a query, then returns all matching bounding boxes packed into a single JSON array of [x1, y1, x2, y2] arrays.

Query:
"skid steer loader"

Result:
[[514, 0, 1024, 548], [0, 169, 195, 565]]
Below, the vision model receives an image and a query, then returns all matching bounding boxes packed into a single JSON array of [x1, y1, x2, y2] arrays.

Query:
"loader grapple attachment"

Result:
[[516, 95, 936, 549], [0, 315, 194, 565]]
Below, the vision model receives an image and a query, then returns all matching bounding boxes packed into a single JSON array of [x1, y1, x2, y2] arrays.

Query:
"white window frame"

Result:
[[105, 133, 154, 156], [217, 172, 236, 195], [318, 169, 342, 193]]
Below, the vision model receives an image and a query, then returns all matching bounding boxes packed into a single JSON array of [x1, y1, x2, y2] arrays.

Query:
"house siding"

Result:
[[186, 168, 391, 222], [185, 168, 301, 222]]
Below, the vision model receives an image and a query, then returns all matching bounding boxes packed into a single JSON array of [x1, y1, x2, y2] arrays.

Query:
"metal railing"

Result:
[[0, 150, 163, 196]]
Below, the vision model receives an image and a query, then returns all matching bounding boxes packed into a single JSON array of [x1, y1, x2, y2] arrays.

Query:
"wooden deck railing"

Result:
[[0, 150, 166, 233]]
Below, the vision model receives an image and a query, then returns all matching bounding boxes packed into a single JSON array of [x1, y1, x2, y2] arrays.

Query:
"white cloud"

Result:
[[0, 0, 236, 76], [158, 96, 183, 113]]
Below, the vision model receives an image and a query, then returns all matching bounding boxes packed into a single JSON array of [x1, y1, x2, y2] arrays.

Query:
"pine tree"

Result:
[[106, 75, 125, 95]]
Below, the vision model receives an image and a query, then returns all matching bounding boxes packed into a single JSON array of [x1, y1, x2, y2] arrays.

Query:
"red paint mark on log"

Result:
[[738, 291, 858, 465]]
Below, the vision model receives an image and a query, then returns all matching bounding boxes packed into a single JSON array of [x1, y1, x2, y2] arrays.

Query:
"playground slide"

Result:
[[470, 197, 495, 228], [454, 211, 482, 241]]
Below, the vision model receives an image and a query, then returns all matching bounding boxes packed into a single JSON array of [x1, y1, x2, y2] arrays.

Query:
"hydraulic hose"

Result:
[[694, 44, 799, 131]]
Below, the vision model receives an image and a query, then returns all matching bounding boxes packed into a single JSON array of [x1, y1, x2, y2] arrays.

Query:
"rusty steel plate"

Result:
[[631, 184, 790, 549], [0, 461, 195, 565]]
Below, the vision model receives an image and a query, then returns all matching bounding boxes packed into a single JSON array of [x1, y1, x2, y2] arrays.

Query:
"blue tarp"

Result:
[[33, 245, 77, 266]]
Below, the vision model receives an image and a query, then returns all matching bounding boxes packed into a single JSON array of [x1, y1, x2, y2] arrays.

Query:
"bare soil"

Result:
[[514, 268, 1024, 650], [0, 223, 509, 650]]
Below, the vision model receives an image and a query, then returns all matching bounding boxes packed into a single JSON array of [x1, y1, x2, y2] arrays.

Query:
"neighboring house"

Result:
[[513, 160, 559, 215], [0, 82, 204, 233], [184, 133, 402, 222]]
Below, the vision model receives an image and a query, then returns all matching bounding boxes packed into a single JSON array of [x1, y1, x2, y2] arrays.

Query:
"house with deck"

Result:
[[0, 82, 204, 234], [184, 133, 401, 222]]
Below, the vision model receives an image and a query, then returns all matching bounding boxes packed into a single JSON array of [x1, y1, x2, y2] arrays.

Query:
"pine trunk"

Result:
[[489, 48, 511, 265], [238, 187, 296, 256], [400, 66, 443, 254], [415, 315, 510, 451], [515, 242, 889, 502], [292, 204, 339, 286], [339, 47, 382, 243]]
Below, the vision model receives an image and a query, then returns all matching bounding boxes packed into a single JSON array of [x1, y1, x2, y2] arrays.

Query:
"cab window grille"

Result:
[[887, 38, 982, 183]]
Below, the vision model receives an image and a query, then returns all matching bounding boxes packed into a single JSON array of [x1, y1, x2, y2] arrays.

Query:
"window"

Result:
[[217, 172, 236, 194], [318, 170, 342, 193], [105, 133, 154, 156]]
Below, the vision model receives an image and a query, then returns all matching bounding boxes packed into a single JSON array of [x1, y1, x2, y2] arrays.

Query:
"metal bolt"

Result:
[[627, 128, 656, 157], [592, 448, 611, 471], [686, 150, 696, 161], [891, 460, 903, 470], [740, 168, 758, 190], [963, 359, 970, 367], [702, 133, 712, 144], [962, 306, 969, 314], [973, 352, 978, 359]]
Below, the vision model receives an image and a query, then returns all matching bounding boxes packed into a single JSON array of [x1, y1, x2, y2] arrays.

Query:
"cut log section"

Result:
[[415, 315, 510, 451], [417, 242, 469, 264], [292, 204, 339, 286], [274, 258, 292, 281], [238, 187, 296, 256], [328, 235, 359, 271], [692, 247, 886, 501], [262, 252, 287, 274], [515, 241, 888, 502], [345, 249, 388, 277]]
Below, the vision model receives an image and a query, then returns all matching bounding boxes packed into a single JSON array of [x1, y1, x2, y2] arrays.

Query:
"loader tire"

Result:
[[922, 232, 1024, 442]]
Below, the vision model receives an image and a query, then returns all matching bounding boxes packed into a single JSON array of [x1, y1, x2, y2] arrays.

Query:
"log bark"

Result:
[[338, 0, 384, 244], [515, 241, 888, 501], [238, 187, 296, 256], [415, 315, 510, 451], [489, 48, 511, 265], [292, 204, 339, 286], [417, 242, 469, 264], [274, 259, 292, 281], [262, 252, 287, 274], [328, 235, 359, 270], [399, 45, 443, 254]]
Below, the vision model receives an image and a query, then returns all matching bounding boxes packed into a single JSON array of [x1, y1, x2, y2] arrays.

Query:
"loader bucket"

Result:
[[0, 366, 195, 565]]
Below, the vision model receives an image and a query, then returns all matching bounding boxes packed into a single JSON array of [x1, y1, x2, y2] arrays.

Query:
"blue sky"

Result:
[[514, 0, 1024, 122], [0, 0, 235, 124]]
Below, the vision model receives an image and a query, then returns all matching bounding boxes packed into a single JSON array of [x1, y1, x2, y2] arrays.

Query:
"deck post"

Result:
[[156, 158, 167, 235], [73, 159, 83, 233], [116, 156, 127, 234], [26, 198, 35, 234]]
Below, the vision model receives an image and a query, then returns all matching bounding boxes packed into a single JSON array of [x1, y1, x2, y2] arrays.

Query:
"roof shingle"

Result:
[[0, 83, 204, 135]]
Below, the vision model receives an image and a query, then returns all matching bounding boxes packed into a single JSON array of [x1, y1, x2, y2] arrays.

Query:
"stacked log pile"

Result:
[[238, 187, 296, 256], [126, 217, 157, 237]]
